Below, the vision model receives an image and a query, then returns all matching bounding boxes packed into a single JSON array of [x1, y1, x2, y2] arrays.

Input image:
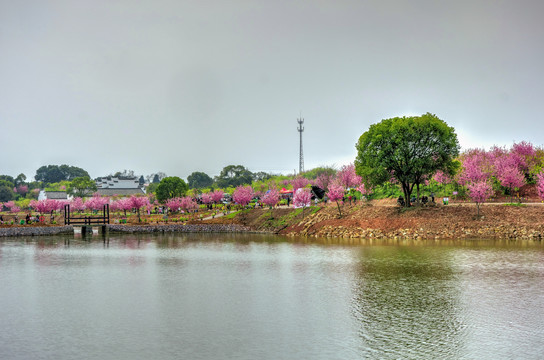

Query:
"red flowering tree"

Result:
[[262, 188, 280, 208], [233, 185, 254, 206], [327, 183, 345, 217], [467, 181, 493, 217]]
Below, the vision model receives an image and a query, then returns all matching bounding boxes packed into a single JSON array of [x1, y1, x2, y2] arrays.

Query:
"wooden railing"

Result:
[[64, 204, 110, 225]]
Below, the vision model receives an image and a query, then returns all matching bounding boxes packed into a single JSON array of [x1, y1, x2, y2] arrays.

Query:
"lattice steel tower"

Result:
[[297, 116, 304, 173]]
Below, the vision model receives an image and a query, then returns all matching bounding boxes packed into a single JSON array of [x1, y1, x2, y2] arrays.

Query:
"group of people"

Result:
[[398, 192, 446, 206], [0, 213, 47, 225]]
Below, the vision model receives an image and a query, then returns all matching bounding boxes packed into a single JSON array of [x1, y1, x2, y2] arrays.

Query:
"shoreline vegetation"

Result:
[[2, 199, 543, 241]]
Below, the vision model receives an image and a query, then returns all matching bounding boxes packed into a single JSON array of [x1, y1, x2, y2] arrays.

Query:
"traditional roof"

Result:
[[96, 188, 145, 197], [45, 191, 68, 199], [96, 176, 140, 189]]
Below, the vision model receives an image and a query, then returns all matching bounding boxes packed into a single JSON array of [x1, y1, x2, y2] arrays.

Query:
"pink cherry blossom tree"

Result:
[[314, 173, 333, 192], [291, 177, 310, 191], [114, 198, 133, 217], [17, 185, 28, 196], [494, 153, 526, 201], [467, 181, 493, 217], [85, 195, 110, 211], [262, 188, 280, 208], [327, 183, 345, 217], [201, 193, 212, 205], [457, 150, 491, 185], [130, 195, 149, 222], [233, 185, 254, 207], [536, 173, 544, 201], [292, 188, 312, 218], [70, 197, 85, 212], [4, 201, 15, 210], [166, 197, 183, 213], [180, 196, 198, 212], [336, 163, 362, 189], [211, 190, 224, 205], [433, 170, 453, 184], [356, 183, 372, 200]]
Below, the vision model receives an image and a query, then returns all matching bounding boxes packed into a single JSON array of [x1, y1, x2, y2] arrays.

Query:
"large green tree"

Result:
[[215, 165, 253, 188], [35, 165, 90, 184], [0, 185, 14, 202], [67, 176, 97, 198], [355, 113, 460, 206], [187, 171, 213, 189], [156, 176, 188, 203]]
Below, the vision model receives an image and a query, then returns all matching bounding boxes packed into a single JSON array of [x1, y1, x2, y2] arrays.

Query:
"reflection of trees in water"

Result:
[[351, 247, 466, 359]]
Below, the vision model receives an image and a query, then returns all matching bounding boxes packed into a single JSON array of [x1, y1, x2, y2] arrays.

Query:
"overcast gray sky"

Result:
[[1, 0, 543, 181]]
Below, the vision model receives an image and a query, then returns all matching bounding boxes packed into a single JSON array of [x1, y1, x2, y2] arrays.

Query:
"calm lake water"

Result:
[[1, 233, 543, 360]]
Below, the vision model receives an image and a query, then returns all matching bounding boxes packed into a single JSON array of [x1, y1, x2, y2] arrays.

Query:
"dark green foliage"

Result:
[[14, 173, 26, 186], [156, 176, 188, 202], [215, 165, 253, 188], [187, 171, 213, 189], [355, 113, 460, 206], [0, 185, 14, 202], [67, 176, 97, 197], [0, 175, 15, 185], [302, 166, 336, 179], [35, 165, 90, 184]]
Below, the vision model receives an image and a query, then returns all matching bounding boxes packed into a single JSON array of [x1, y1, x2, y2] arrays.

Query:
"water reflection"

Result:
[[1, 234, 543, 359], [350, 246, 464, 358]]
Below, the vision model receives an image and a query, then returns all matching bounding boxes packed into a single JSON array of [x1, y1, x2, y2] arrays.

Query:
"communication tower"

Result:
[[297, 117, 304, 173]]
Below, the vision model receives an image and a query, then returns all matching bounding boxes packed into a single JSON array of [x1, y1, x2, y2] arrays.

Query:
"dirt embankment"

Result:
[[206, 202, 544, 240]]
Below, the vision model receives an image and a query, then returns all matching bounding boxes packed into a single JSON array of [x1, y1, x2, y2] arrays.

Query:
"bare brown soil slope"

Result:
[[207, 202, 544, 240]]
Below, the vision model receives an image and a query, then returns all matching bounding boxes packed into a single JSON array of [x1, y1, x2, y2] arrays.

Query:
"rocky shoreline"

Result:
[[0, 223, 253, 237], [0, 226, 74, 237]]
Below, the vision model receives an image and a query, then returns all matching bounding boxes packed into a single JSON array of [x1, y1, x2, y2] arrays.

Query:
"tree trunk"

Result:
[[336, 201, 342, 217], [402, 182, 411, 207], [416, 183, 420, 204]]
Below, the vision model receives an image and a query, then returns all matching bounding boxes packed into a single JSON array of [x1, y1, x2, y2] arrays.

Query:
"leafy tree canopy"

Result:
[[302, 166, 337, 179], [0, 179, 14, 189], [215, 165, 253, 188], [112, 169, 135, 178], [355, 112, 460, 206], [0, 175, 15, 186], [187, 171, 213, 189], [0, 185, 14, 202], [253, 171, 273, 182], [156, 176, 188, 203], [67, 176, 98, 198], [35, 165, 90, 184], [14, 173, 27, 186]]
